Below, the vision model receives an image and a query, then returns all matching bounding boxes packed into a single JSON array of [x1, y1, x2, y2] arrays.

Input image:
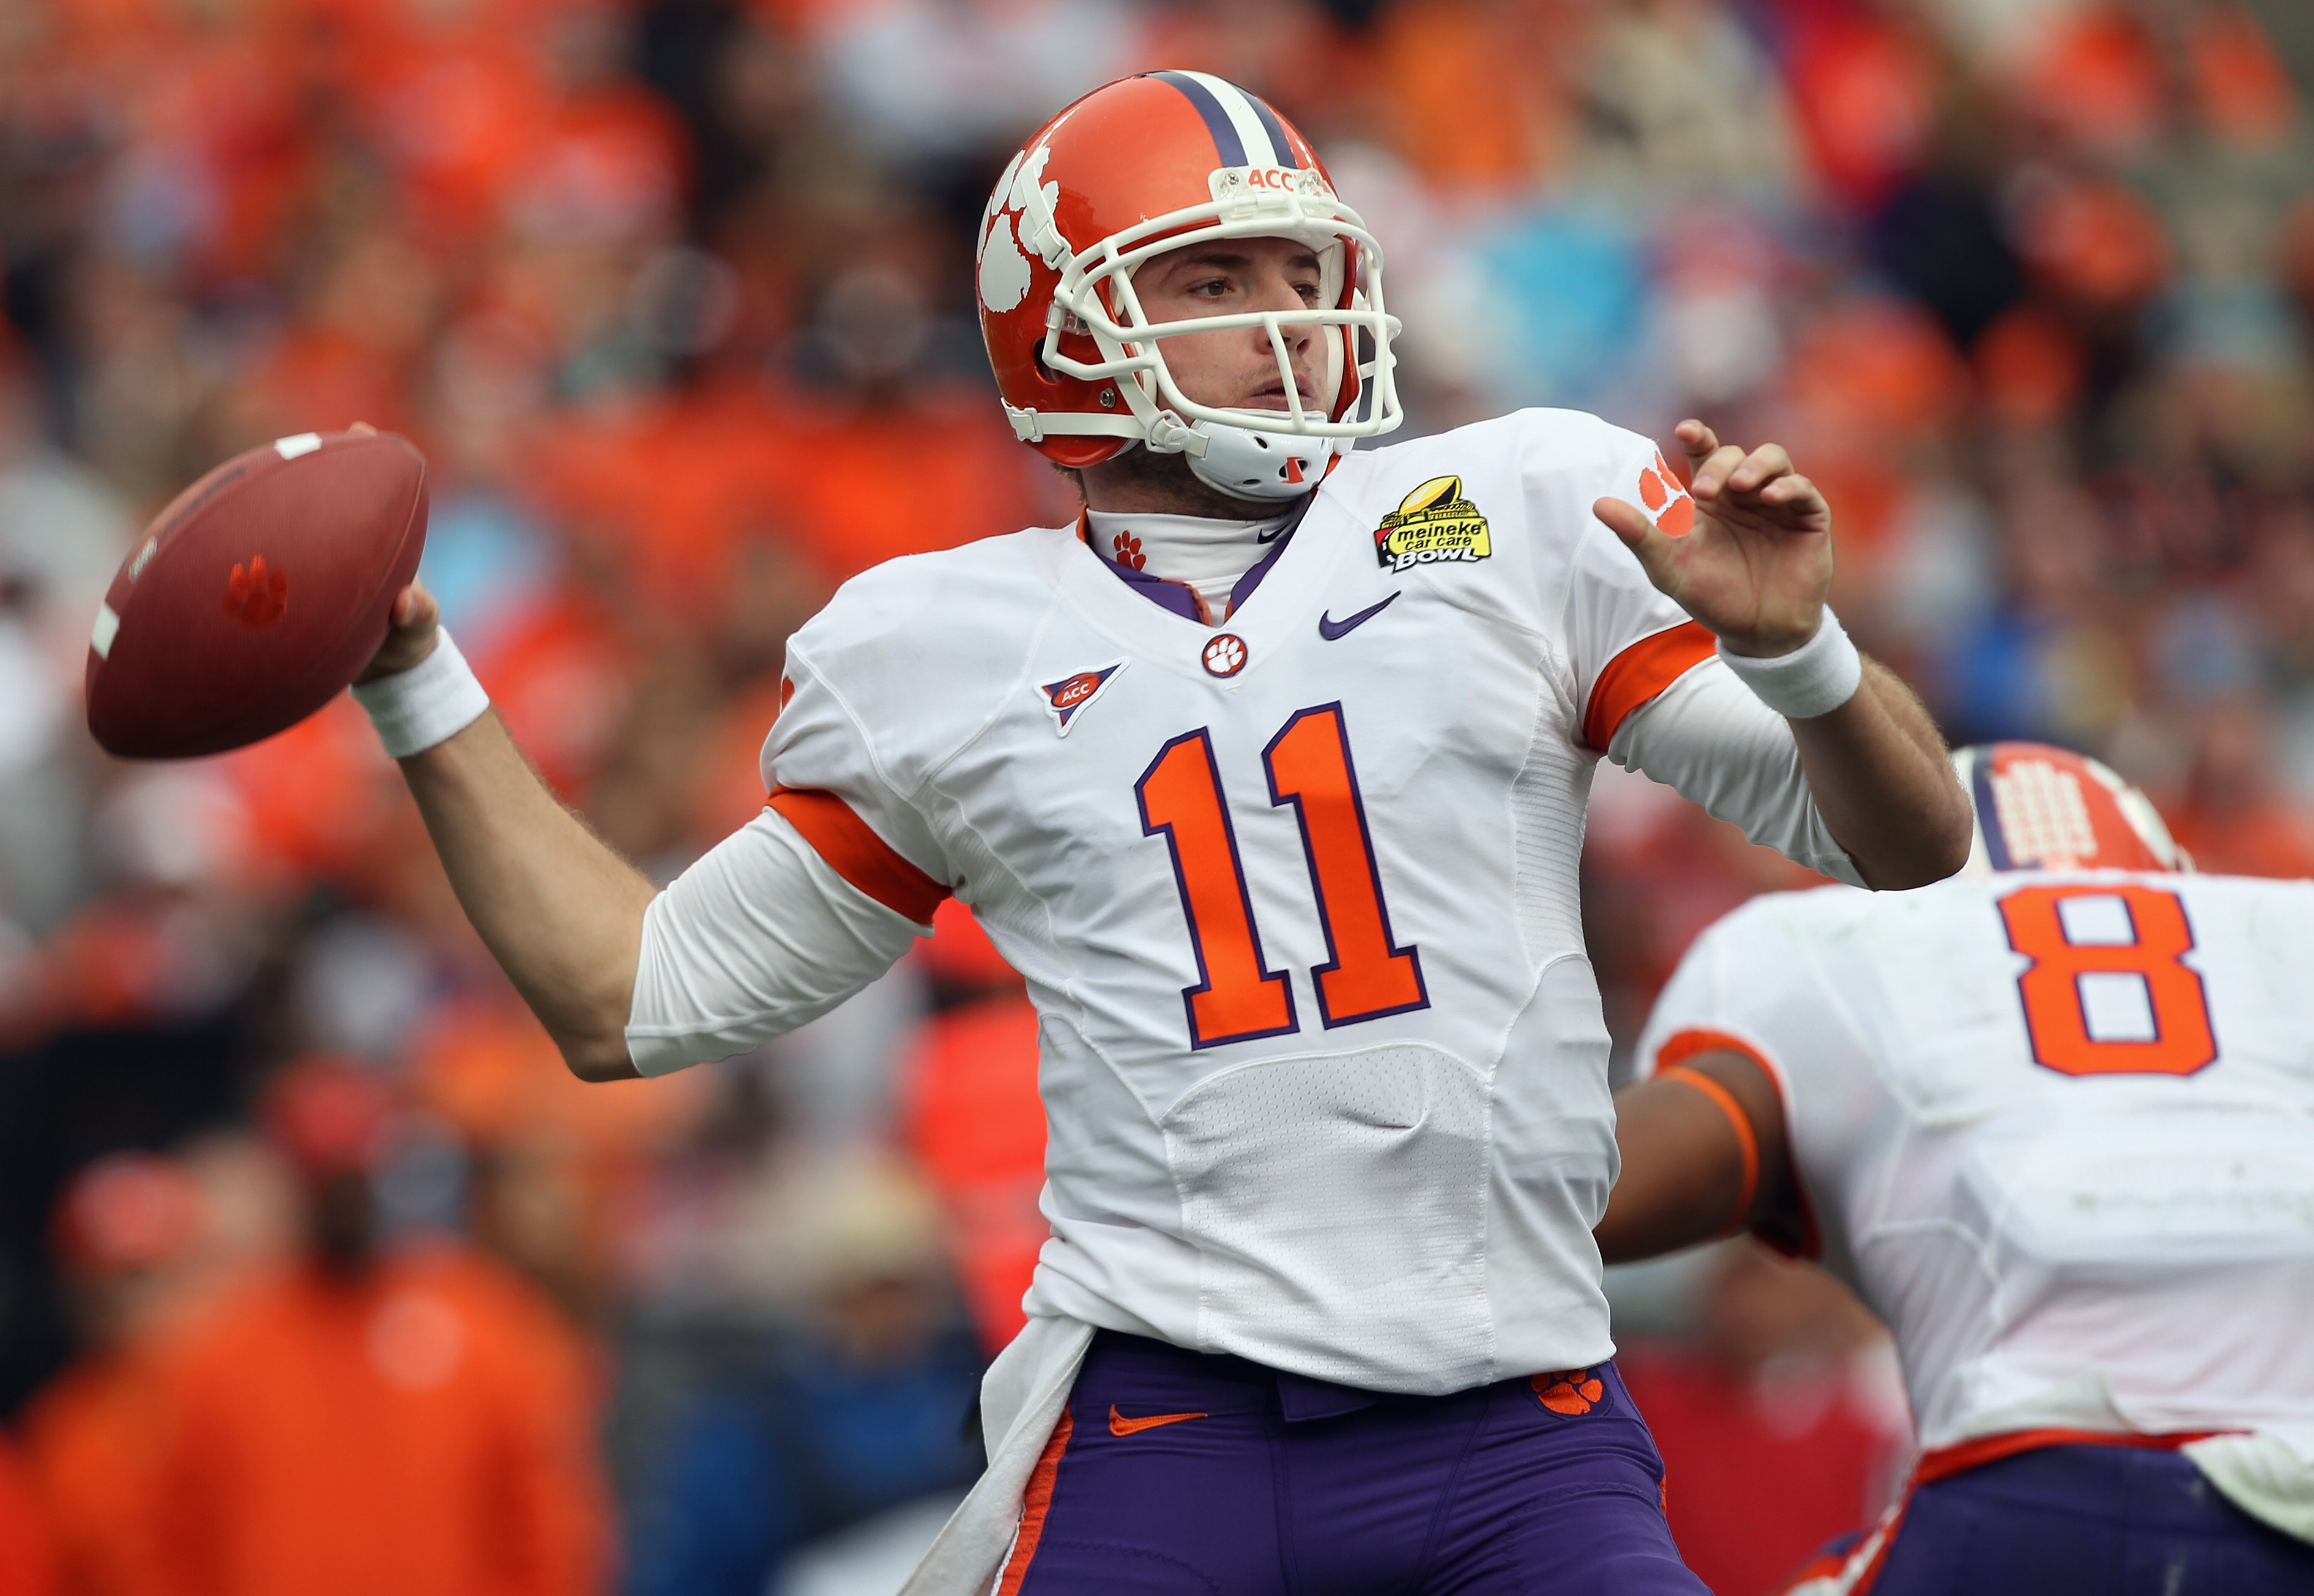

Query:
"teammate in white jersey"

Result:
[[349, 71, 1968, 1596], [1604, 741, 2314, 1594]]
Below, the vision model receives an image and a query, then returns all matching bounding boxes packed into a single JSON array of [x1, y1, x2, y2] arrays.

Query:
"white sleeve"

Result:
[[625, 807, 923, 1077], [1608, 658, 1866, 888], [1547, 426, 1709, 727]]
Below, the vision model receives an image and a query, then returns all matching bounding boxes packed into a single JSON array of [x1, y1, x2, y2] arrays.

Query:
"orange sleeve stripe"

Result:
[[1655, 1027, 1824, 1260], [1656, 1064, 1758, 1239], [1581, 620, 1717, 752], [995, 1409, 1074, 1596], [1655, 1026, 1774, 1076], [766, 787, 950, 926]]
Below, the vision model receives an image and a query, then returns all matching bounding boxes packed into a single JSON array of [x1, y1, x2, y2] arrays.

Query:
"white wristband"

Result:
[[1715, 607, 1862, 720], [351, 626, 491, 758]]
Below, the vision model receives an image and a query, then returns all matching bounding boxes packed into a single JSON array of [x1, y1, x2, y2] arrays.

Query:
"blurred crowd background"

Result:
[[0, 0, 2309, 1590]]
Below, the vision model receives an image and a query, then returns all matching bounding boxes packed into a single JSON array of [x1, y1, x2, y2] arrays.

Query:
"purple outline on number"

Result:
[[1262, 702, 1429, 1029], [1136, 727, 1300, 1050]]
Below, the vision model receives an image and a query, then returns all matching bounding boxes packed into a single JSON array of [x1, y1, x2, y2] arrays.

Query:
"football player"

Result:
[[352, 73, 1970, 1595], [1603, 742, 2314, 1594]]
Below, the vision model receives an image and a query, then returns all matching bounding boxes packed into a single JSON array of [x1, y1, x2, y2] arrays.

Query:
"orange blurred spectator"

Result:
[[0, 1439, 58, 1596], [2010, 173, 2171, 311], [2166, 699, 2314, 880], [1974, 305, 2086, 430], [142, 1062, 612, 1596], [18, 1156, 198, 1596], [412, 990, 708, 1162], [1782, 14, 1940, 207], [502, 4, 689, 247], [524, 385, 797, 628], [464, 586, 639, 800], [215, 696, 403, 893], [411, 988, 712, 1317], [2185, 5, 2301, 149], [1374, 0, 1578, 193], [898, 902, 1043, 1353], [355, 8, 551, 242], [687, 670, 810, 849], [1780, 297, 1966, 559], [233, 229, 442, 440], [757, 382, 1041, 585], [2012, 4, 2165, 158]]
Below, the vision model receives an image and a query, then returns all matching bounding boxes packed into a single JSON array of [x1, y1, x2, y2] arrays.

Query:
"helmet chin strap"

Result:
[[1144, 410, 1339, 503]]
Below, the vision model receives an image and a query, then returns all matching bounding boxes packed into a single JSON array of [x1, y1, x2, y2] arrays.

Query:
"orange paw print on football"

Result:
[[1111, 532, 1147, 571], [1532, 1369, 1605, 1416], [1637, 452, 1695, 537], [223, 555, 288, 629]]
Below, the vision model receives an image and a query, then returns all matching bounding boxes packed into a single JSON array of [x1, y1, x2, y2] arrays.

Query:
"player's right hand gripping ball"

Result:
[[84, 429, 430, 759]]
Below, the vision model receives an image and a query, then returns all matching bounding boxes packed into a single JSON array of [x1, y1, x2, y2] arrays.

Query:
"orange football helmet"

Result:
[[1952, 743, 2189, 874], [976, 71, 1401, 501]]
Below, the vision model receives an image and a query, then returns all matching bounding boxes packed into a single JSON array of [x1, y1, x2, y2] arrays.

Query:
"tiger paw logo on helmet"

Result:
[[977, 143, 1058, 317], [1374, 475, 1492, 572]]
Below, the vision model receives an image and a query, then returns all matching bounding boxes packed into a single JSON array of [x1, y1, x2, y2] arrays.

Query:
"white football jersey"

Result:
[[1638, 871, 2314, 1463], [636, 407, 1854, 1395]]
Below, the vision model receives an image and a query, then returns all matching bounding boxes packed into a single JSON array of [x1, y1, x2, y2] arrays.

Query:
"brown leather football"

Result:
[[85, 429, 430, 759]]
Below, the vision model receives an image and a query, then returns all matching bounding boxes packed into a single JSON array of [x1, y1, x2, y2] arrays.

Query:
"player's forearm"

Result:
[[1598, 1049, 1791, 1262], [1597, 1080, 1749, 1263], [1789, 658, 1970, 890], [398, 709, 653, 1080]]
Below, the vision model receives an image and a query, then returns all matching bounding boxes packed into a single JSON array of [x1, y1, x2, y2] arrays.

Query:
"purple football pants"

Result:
[[1852, 1444, 2314, 1595], [1001, 1330, 1708, 1595]]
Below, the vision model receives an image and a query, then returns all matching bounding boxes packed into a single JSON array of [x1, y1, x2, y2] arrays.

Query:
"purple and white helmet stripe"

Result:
[[1147, 70, 1297, 169]]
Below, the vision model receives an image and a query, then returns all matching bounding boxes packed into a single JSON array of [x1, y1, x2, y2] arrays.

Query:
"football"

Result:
[[85, 429, 430, 760]]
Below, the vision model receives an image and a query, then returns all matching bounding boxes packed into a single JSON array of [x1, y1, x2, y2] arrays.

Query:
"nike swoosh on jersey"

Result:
[[1318, 593, 1399, 640], [1108, 1405, 1207, 1436]]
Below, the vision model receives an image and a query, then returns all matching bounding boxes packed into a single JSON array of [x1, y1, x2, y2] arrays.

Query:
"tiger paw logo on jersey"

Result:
[[1374, 476, 1492, 573], [1531, 1368, 1609, 1416], [1038, 659, 1126, 736]]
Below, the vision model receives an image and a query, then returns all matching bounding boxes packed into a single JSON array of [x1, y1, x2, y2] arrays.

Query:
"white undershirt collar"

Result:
[[1085, 508, 1293, 623]]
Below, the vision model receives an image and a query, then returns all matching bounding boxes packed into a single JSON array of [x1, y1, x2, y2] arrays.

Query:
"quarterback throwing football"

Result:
[[353, 73, 1969, 1596]]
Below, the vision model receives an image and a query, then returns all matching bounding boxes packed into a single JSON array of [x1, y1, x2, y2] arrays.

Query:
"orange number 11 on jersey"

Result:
[[1137, 704, 1428, 1049]]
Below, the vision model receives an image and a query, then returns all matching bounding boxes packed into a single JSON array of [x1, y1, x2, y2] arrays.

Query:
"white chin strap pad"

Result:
[[1180, 422, 1339, 501]]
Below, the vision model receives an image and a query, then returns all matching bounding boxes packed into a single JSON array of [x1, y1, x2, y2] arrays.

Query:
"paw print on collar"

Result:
[[1112, 531, 1147, 571]]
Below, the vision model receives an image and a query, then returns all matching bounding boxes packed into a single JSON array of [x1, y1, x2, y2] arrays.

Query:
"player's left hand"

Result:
[[1592, 420, 1831, 657]]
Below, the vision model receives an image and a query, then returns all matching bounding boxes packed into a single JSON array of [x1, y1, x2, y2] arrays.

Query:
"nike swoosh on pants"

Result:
[[1109, 1405, 1208, 1436], [1318, 592, 1399, 640]]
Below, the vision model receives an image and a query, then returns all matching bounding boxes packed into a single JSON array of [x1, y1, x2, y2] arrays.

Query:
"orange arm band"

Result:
[[1656, 1063, 1759, 1239]]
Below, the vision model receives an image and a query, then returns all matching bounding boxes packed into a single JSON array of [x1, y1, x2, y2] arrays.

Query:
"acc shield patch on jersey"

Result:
[[1374, 475, 1492, 573], [1038, 659, 1126, 735]]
